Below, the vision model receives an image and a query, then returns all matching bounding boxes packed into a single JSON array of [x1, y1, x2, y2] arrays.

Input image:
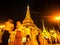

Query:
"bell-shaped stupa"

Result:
[[22, 5, 34, 26]]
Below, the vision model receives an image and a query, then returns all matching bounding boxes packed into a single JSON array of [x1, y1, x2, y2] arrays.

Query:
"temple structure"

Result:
[[8, 5, 41, 45], [22, 5, 34, 26], [22, 5, 41, 37], [22, 5, 41, 32], [22, 5, 41, 45]]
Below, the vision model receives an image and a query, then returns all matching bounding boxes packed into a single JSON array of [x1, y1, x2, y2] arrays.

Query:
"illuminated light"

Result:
[[22, 37, 26, 43], [54, 16, 60, 29], [50, 30, 54, 32], [55, 16, 60, 20], [0, 25, 5, 28], [44, 36, 48, 39]]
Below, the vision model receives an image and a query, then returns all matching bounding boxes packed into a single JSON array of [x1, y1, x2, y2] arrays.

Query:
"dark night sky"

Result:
[[0, 0, 60, 29]]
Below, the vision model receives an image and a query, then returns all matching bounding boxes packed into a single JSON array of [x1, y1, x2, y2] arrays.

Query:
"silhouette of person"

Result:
[[2, 30, 10, 45], [14, 31, 22, 45]]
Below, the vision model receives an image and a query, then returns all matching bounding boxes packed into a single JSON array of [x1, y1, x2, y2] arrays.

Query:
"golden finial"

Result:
[[27, 5, 29, 10]]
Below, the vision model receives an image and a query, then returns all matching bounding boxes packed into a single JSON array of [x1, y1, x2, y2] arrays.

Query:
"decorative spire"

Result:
[[22, 5, 34, 26], [27, 5, 29, 10], [42, 20, 45, 31], [25, 5, 31, 19]]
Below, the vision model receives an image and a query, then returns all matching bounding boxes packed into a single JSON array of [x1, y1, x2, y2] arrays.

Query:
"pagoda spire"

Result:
[[22, 5, 34, 26], [25, 5, 31, 19], [42, 20, 45, 31]]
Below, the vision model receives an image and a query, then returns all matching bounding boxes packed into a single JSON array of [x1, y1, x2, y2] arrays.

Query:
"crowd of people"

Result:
[[0, 19, 60, 45]]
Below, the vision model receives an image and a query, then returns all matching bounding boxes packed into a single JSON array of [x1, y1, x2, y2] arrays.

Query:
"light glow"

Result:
[[0, 25, 5, 28], [55, 16, 60, 20]]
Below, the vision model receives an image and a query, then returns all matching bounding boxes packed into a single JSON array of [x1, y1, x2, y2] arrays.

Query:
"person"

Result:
[[39, 34, 44, 45], [15, 21, 24, 35], [2, 30, 10, 45], [1, 19, 14, 45], [26, 37, 31, 45], [14, 31, 22, 45], [15, 21, 26, 45], [31, 29, 38, 45], [9, 31, 16, 45]]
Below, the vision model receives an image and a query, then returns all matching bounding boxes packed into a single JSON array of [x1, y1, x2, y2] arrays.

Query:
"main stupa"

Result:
[[22, 5, 34, 27], [22, 5, 41, 33]]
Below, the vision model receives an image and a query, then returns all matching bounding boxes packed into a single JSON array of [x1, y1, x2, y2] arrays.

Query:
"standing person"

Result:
[[1, 19, 14, 45], [26, 37, 31, 45], [9, 31, 16, 45], [14, 31, 22, 45], [39, 34, 44, 45], [2, 30, 10, 45], [14, 21, 23, 45], [31, 29, 38, 45], [15, 21, 26, 45]]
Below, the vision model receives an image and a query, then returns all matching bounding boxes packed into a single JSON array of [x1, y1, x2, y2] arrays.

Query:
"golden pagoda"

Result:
[[22, 5, 41, 32], [8, 5, 42, 45], [22, 5, 34, 26]]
